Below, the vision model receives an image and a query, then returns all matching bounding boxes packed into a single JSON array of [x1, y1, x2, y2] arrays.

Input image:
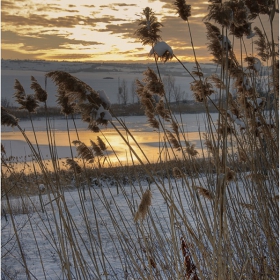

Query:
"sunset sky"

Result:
[[1, 0, 278, 63]]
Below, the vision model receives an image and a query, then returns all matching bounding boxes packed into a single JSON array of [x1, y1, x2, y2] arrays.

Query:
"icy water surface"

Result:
[[2, 114, 216, 172]]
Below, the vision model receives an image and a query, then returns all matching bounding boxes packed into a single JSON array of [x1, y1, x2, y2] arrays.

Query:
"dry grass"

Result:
[[1, 1, 278, 279]]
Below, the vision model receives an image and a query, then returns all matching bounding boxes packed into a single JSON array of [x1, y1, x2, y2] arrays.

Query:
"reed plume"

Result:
[[245, 0, 270, 19], [204, 1, 233, 27], [143, 68, 165, 97], [134, 190, 152, 222], [1, 107, 19, 127], [208, 74, 226, 90], [48, 71, 112, 128], [217, 119, 235, 135], [244, 56, 261, 73], [66, 158, 82, 174], [173, 167, 185, 178], [190, 80, 214, 102], [225, 167, 235, 182], [30, 76, 48, 103], [174, 0, 191, 21], [14, 79, 38, 113], [196, 186, 213, 200], [156, 99, 171, 122], [204, 136, 217, 155], [56, 89, 75, 116], [88, 122, 100, 133], [185, 144, 198, 157], [166, 130, 181, 150], [97, 136, 106, 151], [135, 7, 162, 46], [72, 140, 95, 163], [136, 78, 159, 129], [254, 27, 271, 61], [46, 71, 89, 103], [90, 140, 103, 157]]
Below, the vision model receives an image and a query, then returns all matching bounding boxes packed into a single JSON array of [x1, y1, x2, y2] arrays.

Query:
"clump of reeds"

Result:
[[134, 190, 152, 222], [47, 71, 112, 131]]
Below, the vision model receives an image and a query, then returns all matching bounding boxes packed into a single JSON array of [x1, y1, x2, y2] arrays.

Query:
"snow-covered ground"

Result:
[[1, 165, 255, 279]]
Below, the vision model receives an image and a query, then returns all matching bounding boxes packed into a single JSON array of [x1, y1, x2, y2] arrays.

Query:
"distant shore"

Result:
[[3, 101, 219, 120]]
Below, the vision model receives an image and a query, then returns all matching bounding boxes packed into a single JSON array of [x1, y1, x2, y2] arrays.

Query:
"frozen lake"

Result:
[[1, 113, 217, 172]]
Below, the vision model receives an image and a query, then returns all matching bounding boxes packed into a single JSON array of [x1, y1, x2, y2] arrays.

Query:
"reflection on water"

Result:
[[2, 128, 205, 173]]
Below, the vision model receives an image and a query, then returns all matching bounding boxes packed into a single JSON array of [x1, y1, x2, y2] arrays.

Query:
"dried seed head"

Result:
[[205, 1, 234, 27], [66, 158, 82, 174], [166, 130, 181, 150], [196, 186, 213, 200], [73, 140, 95, 163], [156, 99, 171, 121], [225, 167, 235, 182], [31, 76, 48, 103], [185, 144, 198, 157], [143, 68, 165, 96], [245, 0, 270, 19], [88, 122, 100, 133], [24, 94, 39, 113], [191, 80, 214, 102], [14, 79, 39, 113], [254, 27, 271, 61], [97, 136, 106, 151], [14, 79, 26, 103], [146, 110, 160, 129], [1, 107, 19, 127], [135, 7, 162, 46], [204, 22, 224, 64], [208, 74, 226, 89], [230, 21, 252, 38], [174, 0, 191, 21], [217, 119, 235, 135], [56, 90, 75, 116], [47, 71, 88, 103], [173, 167, 185, 178], [90, 140, 103, 157], [244, 56, 261, 73], [171, 120, 179, 135], [134, 190, 152, 222]]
